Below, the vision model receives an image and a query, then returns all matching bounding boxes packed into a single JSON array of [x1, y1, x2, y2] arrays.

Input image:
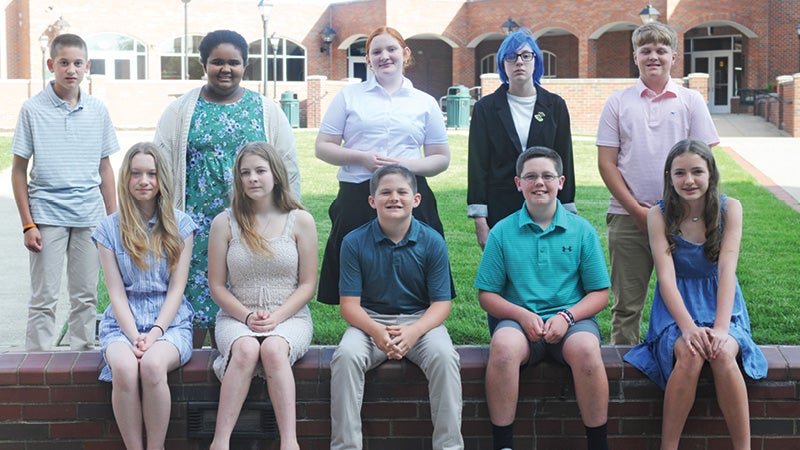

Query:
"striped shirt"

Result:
[[12, 82, 119, 227]]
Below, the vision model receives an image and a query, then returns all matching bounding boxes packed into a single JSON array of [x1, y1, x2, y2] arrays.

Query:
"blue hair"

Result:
[[496, 29, 544, 85]]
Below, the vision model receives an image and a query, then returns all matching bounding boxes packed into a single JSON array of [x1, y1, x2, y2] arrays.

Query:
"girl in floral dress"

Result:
[[154, 29, 300, 346]]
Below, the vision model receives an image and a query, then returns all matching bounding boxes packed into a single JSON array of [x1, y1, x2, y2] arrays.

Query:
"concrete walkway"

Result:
[[0, 117, 797, 352]]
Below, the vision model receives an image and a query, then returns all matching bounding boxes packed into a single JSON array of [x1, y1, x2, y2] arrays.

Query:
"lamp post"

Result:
[[258, 1, 273, 96], [55, 16, 70, 34], [39, 34, 50, 90], [270, 32, 280, 99], [639, 4, 660, 24], [501, 18, 519, 35], [182, 0, 191, 80]]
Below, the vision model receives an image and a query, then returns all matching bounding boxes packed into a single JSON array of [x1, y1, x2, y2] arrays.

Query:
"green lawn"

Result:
[[297, 131, 800, 345], [5, 131, 798, 345]]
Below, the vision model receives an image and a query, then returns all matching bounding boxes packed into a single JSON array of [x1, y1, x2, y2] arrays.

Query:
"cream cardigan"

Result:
[[153, 86, 301, 209]]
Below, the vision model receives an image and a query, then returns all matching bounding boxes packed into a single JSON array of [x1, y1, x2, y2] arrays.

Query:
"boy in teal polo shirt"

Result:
[[474, 147, 610, 450]]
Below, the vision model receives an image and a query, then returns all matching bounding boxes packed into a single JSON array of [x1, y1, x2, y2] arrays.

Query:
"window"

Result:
[[245, 37, 306, 82], [159, 35, 204, 80], [480, 54, 496, 75], [542, 50, 557, 78], [348, 39, 367, 80], [86, 33, 147, 80]]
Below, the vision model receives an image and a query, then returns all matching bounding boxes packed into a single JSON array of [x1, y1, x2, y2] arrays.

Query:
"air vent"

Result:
[[187, 401, 278, 439]]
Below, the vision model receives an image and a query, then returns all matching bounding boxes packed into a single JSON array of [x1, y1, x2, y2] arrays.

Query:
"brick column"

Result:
[[480, 73, 501, 98], [791, 74, 800, 137], [687, 73, 710, 104], [306, 75, 325, 129]]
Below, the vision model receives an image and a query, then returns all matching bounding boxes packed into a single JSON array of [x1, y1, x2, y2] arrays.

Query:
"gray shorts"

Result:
[[494, 318, 601, 366]]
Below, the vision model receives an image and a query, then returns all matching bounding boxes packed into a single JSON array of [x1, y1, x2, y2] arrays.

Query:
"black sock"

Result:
[[585, 423, 608, 450], [492, 423, 513, 450]]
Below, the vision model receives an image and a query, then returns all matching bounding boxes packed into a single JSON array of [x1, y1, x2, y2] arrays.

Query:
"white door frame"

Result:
[[692, 50, 733, 114]]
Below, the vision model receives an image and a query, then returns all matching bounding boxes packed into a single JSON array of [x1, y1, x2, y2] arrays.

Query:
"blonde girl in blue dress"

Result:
[[624, 139, 766, 450], [94, 142, 197, 449]]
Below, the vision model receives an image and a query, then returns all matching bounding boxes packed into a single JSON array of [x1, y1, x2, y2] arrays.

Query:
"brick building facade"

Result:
[[1, 0, 798, 125]]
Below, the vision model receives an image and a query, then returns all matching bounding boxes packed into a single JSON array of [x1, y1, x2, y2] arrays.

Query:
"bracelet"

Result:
[[152, 324, 165, 336], [244, 312, 254, 326], [22, 223, 37, 233], [558, 310, 575, 327]]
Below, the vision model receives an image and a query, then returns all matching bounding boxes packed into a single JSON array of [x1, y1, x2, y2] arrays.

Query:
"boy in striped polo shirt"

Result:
[[474, 147, 611, 450], [11, 33, 119, 351]]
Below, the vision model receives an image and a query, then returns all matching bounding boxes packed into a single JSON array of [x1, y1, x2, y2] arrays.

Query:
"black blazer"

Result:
[[467, 83, 576, 227]]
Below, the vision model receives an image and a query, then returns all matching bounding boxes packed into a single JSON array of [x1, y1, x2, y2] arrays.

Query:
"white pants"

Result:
[[330, 311, 464, 450], [26, 225, 98, 351]]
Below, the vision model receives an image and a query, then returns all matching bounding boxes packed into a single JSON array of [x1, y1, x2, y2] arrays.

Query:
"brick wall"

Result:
[[3, 74, 800, 136], [1, 345, 799, 449]]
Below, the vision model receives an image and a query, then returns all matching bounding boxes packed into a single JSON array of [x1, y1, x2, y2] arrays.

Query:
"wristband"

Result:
[[23, 223, 37, 233], [152, 324, 165, 336], [244, 312, 254, 326], [558, 310, 575, 327]]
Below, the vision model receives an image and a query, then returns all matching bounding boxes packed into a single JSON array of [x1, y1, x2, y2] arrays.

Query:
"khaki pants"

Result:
[[330, 311, 464, 450], [26, 225, 98, 351], [607, 214, 654, 345]]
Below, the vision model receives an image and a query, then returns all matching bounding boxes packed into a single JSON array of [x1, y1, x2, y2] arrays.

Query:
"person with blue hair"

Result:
[[468, 29, 576, 249]]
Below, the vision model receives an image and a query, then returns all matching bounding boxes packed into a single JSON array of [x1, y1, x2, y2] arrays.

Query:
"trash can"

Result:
[[445, 85, 471, 129], [280, 91, 300, 128]]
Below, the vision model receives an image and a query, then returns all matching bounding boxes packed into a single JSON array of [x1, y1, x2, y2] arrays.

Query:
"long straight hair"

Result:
[[231, 142, 305, 256], [662, 139, 722, 262], [117, 142, 183, 271]]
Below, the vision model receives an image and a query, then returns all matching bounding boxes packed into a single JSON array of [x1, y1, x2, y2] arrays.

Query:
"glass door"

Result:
[[692, 51, 732, 114]]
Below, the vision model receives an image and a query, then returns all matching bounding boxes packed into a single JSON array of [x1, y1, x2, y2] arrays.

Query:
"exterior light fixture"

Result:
[[501, 17, 519, 35], [639, 4, 660, 24]]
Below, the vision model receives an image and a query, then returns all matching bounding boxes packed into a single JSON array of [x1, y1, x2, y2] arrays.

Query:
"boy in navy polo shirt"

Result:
[[330, 164, 463, 450], [475, 147, 610, 450]]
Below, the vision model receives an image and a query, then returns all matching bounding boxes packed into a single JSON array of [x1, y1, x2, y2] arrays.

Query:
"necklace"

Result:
[[259, 214, 273, 236], [691, 216, 701, 222]]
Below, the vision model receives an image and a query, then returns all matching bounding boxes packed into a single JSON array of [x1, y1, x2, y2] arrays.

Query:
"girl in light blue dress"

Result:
[[624, 139, 766, 450], [93, 142, 197, 449]]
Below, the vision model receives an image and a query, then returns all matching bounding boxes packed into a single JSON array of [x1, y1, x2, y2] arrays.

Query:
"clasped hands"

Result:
[[246, 309, 280, 333], [681, 325, 730, 360], [521, 312, 569, 344], [131, 329, 161, 358], [375, 325, 422, 360]]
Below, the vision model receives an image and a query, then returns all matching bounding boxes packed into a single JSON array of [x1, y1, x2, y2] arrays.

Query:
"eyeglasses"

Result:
[[504, 52, 535, 63], [520, 173, 558, 182]]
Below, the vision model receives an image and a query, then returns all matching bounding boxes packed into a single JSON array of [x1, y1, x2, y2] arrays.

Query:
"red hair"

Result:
[[366, 26, 413, 69]]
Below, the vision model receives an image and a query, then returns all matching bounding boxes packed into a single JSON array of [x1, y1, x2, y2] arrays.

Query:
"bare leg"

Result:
[[140, 341, 181, 450], [661, 337, 704, 450], [710, 339, 751, 449], [210, 337, 261, 450], [261, 336, 300, 450], [485, 327, 530, 426], [562, 332, 608, 427], [105, 341, 144, 450]]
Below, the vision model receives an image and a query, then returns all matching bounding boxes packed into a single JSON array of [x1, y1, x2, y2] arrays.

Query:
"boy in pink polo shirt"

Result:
[[596, 22, 719, 345]]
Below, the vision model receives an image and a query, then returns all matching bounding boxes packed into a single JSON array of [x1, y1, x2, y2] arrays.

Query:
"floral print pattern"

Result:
[[184, 90, 266, 328]]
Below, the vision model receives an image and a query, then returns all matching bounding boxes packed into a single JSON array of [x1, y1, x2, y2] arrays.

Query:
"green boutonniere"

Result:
[[534, 112, 546, 122]]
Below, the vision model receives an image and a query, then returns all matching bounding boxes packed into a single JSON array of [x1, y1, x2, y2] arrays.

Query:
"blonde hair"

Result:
[[117, 142, 184, 271], [632, 22, 678, 51], [231, 142, 304, 256]]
